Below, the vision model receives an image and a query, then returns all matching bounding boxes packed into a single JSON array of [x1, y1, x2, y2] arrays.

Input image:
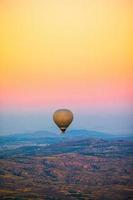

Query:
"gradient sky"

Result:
[[0, 0, 133, 135]]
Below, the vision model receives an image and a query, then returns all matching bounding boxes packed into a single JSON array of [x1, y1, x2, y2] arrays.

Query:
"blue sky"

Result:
[[0, 109, 132, 135]]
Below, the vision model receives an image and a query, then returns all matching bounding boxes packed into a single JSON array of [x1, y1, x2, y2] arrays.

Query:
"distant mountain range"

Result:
[[0, 129, 132, 154], [0, 129, 132, 147]]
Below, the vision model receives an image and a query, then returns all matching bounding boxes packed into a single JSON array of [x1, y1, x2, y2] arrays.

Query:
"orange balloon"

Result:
[[53, 109, 73, 133]]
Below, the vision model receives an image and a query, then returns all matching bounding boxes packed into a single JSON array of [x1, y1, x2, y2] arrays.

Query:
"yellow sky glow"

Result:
[[0, 0, 133, 110]]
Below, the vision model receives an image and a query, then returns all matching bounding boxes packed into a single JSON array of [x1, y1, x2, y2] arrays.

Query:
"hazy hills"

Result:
[[0, 129, 132, 147]]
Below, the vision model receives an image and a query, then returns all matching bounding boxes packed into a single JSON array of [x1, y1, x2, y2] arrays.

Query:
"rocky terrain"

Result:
[[0, 131, 133, 199]]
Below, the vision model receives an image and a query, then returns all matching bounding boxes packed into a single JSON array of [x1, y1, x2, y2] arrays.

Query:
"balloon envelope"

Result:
[[53, 109, 73, 133]]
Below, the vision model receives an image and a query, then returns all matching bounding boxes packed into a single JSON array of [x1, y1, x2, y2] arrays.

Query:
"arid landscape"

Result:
[[0, 131, 133, 200]]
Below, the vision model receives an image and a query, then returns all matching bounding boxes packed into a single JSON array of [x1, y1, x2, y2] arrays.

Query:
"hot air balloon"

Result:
[[53, 109, 73, 133]]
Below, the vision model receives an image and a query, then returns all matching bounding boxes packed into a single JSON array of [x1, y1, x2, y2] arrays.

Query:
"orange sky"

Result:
[[0, 0, 133, 112]]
